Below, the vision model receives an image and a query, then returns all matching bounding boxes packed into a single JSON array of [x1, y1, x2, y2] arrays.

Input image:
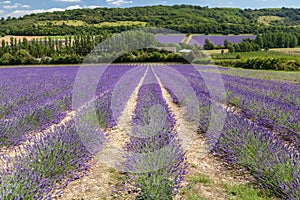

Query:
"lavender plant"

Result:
[[215, 114, 300, 199], [0, 122, 95, 199]]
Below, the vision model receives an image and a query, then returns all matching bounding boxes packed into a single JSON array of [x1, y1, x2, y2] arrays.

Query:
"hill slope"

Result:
[[0, 5, 300, 36]]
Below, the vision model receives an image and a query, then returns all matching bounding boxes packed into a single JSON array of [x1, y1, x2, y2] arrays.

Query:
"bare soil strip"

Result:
[[54, 66, 149, 199], [152, 66, 255, 200], [183, 34, 193, 44], [95, 66, 149, 168]]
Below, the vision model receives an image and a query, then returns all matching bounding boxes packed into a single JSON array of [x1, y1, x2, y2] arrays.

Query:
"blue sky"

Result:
[[0, 0, 299, 18]]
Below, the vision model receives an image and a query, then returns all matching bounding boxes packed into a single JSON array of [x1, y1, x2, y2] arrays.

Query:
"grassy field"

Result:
[[205, 49, 229, 55], [36, 20, 147, 28], [212, 50, 300, 60], [200, 66, 300, 83], [257, 16, 284, 25], [269, 48, 300, 56], [0, 35, 44, 43], [94, 21, 147, 27], [36, 20, 88, 26]]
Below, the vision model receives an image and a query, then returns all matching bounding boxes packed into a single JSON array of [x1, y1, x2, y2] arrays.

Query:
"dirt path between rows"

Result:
[[53, 67, 149, 200], [152, 66, 255, 200]]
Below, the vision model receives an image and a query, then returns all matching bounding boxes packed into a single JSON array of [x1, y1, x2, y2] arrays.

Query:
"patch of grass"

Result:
[[186, 192, 210, 200], [257, 16, 284, 25], [223, 183, 273, 200], [43, 35, 73, 39], [191, 173, 212, 186], [94, 21, 147, 27], [269, 48, 300, 56], [212, 50, 299, 60], [190, 163, 197, 168], [179, 174, 212, 200], [37, 20, 87, 26], [206, 49, 229, 55]]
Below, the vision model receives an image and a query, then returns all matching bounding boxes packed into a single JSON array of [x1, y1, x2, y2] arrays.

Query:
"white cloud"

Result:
[[65, 5, 100, 9], [0, 1, 11, 4], [5, 8, 64, 18], [85, 5, 100, 9], [0, 9, 4, 14], [56, 0, 81, 2], [3, 3, 21, 9], [106, 0, 133, 6], [21, 5, 30, 8], [3, 5, 101, 18], [65, 4, 81, 9]]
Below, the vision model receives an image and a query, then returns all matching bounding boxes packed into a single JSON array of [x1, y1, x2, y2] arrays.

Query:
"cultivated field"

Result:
[[0, 35, 44, 43], [0, 64, 299, 199], [36, 20, 147, 28]]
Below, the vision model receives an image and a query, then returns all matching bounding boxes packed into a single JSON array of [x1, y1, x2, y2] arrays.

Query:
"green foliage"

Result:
[[114, 49, 188, 63], [0, 5, 300, 36], [223, 183, 273, 200], [191, 173, 212, 186], [226, 32, 299, 53], [203, 39, 215, 50], [235, 57, 300, 71], [136, 171, 173, 200], [0, 53, 13, 65], [213, 50, 300, 71]]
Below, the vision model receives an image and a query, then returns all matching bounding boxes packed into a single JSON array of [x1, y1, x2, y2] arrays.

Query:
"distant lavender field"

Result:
[[189, 35, 256, 46], [155, 35, 185, 44]]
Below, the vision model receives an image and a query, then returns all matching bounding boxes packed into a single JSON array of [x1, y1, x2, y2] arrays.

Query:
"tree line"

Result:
[[215, 58, 300, 71], [202, 32, 299, 52], [0, 33, 110, 65], [0, 30, 182, 65]]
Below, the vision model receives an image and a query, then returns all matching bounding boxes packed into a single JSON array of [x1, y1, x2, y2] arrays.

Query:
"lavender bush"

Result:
[[0, 122, 95, 199], [215, 114, 300, 199]]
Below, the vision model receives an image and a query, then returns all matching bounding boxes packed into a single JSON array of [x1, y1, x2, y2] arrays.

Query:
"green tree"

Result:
[[203, 39, 215, 50], [0, 53, 13, 65]]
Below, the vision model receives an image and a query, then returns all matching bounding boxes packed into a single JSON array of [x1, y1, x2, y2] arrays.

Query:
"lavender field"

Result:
[[155, 34, 186, 44], [0, 64, 299, 199], [189, 35, 257, 46]]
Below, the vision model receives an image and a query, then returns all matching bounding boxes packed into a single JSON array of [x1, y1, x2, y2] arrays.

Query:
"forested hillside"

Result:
[[0, 5, 300, 36]]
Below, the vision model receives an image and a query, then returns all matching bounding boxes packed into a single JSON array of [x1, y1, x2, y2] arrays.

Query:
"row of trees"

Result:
[[0, 30, 182, 65], [227, 32, 298, 52], [0, 33, 110, 65], [214, 58, 300, 71], [201, 32, 299, 52]]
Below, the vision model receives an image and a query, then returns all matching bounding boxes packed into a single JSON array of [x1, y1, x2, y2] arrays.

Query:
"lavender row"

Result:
[[215, 114, 300, 200], [0, 65, 135, 148], [165, 64, 299, 198], [172, 65, 299, 140], [118, 69, 187, 198], [0, 65, 140, 198], [0, 67, 78, 120], [92, 65, 139, 129], [0, 119, 100, 199]]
